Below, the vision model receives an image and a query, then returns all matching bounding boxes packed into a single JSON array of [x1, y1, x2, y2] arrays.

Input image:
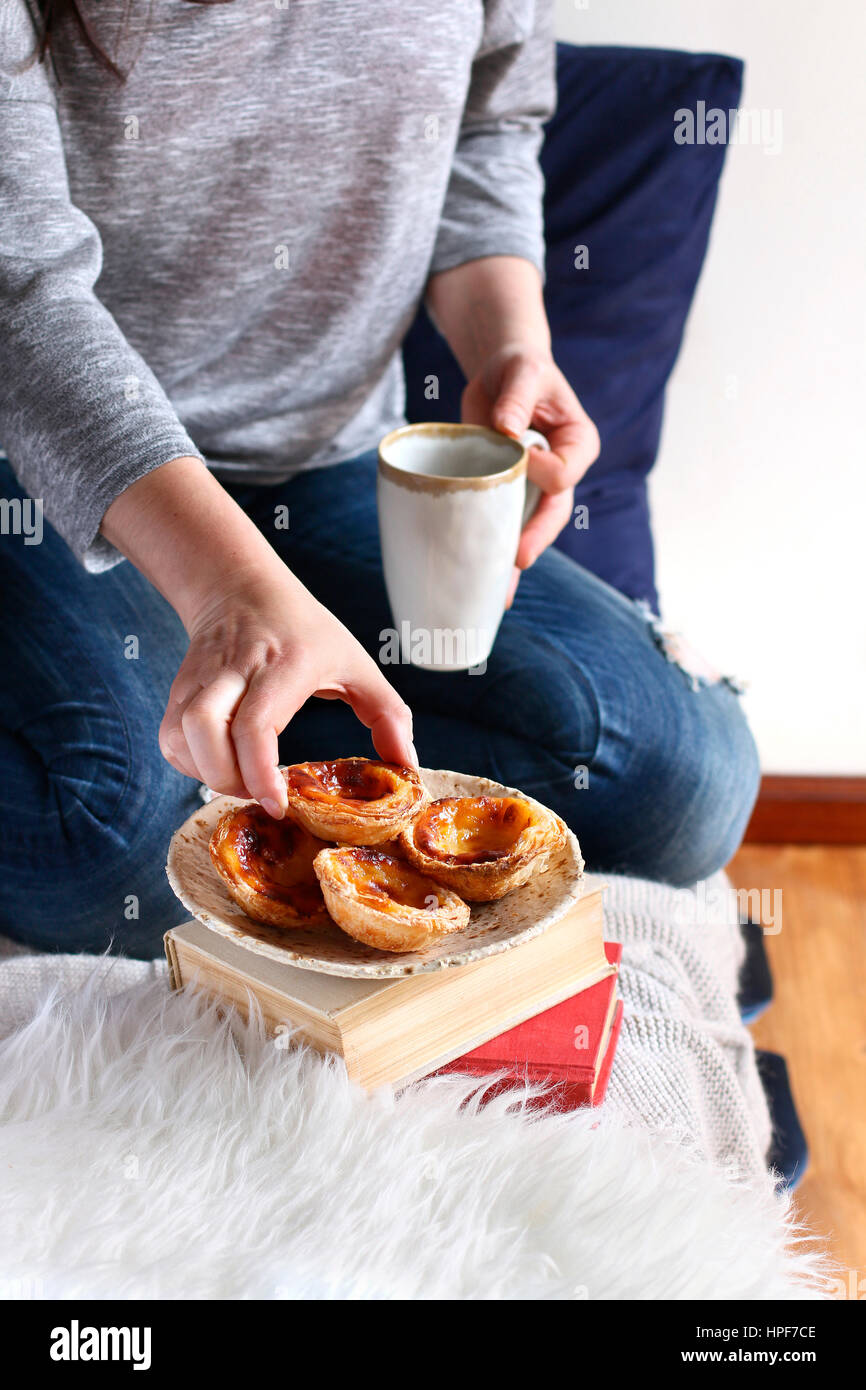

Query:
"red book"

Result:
[[435, 942, 623, 1111]]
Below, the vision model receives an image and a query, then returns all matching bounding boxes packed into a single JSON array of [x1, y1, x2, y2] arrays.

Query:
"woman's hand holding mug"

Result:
[[461, 343, 601, 606], [102, 456, 416, 818]]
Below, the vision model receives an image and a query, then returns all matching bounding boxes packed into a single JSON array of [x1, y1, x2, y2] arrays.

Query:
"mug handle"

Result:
[[521, 428, 548, 526]]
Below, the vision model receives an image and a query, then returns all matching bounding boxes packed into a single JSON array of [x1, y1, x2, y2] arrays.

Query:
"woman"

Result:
[[0, 1, 759, 956]]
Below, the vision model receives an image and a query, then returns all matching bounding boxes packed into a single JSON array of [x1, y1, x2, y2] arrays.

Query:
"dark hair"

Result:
[[33, 0, 236, 82]]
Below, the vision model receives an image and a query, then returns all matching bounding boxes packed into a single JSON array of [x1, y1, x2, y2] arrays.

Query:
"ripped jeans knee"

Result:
[[634, 600, 746, 696]]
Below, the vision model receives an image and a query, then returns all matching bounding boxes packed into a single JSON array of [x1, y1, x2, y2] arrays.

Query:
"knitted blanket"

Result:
[[601, 873, 773, 1181]]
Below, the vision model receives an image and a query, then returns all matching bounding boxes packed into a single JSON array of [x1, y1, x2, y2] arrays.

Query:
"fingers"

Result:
[[158, 617, 418, 823], [504, 489, 574, 610], [464, 350, 600, 493], [489, 355, 544, 438], [160, 670, 249, 797], [367, 705, 418, 770], [158, 722, 201, 781], [229, 650, 416, 813], [181, 670, 249, 798], [460, 375, 493, 429], [541, 410, 600, 491], [483, 352, 599, 489], [233, 721, 286, 818], [524, 442, 574, 495], [331, 653, 417, 769], [229, 664, 311, 815], [160, 680, 206, 782], [161, 662, 308, 816], [515, 488, 574, 571]]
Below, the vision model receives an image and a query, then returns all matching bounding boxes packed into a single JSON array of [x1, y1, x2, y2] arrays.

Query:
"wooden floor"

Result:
[[728, 846, 866, 1285]]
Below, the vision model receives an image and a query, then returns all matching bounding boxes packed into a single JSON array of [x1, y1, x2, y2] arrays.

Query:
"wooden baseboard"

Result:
[[744, 776, 866, 844]]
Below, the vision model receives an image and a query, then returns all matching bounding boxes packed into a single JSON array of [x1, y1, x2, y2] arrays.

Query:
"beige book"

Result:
[[165, 884, 609, 1091]]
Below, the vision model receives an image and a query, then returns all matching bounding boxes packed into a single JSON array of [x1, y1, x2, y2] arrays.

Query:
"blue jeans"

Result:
[[0, 453, 759, 957]]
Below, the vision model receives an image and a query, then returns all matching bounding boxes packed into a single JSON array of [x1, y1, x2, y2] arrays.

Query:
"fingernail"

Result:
[[497, 414, 523, 437], [407, 742, 419, 769], [261, 797, 284, 819]]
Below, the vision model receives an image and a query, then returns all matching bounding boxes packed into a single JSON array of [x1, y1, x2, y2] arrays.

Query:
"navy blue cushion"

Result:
[[402, 43, 744, 612]]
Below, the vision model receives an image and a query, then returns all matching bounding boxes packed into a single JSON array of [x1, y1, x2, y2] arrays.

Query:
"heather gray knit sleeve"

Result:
[[429, 0, 556, 278], [0, 9, 203, 572]]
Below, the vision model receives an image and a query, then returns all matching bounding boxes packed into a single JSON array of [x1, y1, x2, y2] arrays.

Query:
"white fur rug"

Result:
[[0, 960, 834, 1300]]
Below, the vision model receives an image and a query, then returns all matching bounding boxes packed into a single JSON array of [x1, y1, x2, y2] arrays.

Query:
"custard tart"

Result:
[[312, 846, 470, 953], [209, 803, 332, 929], [398, 794, 566, 902], [282, 757, 427, 845]]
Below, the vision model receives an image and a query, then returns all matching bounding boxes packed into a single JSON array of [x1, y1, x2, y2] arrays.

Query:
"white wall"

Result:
[[554, 0, 866, 774]]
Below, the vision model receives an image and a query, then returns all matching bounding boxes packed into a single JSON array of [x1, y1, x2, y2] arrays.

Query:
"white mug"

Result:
[[377, 422, 548, 672]]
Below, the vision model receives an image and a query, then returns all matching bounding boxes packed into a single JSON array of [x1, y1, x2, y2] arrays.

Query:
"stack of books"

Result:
[[164, 879, 623, 1107]]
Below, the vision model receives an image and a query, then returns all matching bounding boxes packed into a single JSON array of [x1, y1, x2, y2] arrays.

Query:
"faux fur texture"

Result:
[[0, 963, 835, 1300]]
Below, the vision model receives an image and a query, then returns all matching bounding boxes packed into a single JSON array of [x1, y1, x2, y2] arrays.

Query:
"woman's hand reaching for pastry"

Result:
[[101, 456, 416, 818], [160, 573, 416, 817]]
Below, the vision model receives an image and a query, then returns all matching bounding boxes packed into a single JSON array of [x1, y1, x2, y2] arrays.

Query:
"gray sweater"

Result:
[[0, 1, 554, 570]]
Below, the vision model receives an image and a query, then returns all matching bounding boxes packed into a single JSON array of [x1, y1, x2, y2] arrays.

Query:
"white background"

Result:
[[554, 0, 865, 774]]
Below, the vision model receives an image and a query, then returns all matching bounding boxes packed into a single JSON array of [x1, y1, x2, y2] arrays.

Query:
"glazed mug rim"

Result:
[[377, 422, 528, 493]]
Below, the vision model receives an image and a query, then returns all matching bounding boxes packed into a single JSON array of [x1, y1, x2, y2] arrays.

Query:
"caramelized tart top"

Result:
[[282, 758, 427, 845], [210, 805, 328, 918], [284, 758, 423, 812], [316, 847, 447, 914], [412, 795, 538, 865], [285, 758, 400, 805]]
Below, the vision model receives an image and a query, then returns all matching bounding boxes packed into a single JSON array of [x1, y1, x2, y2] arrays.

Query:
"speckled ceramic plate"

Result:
[[165, 768, 584, 979]]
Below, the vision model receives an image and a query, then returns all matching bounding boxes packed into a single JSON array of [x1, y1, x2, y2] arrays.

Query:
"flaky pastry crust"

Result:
[[209, 803, 333, 929], [282, 757, 427, 845], [312, 846, 470, 953], [397, 794, 566, 902]]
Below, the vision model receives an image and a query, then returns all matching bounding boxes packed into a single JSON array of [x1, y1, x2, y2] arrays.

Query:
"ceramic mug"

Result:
[[376, 422, 548, 672]]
